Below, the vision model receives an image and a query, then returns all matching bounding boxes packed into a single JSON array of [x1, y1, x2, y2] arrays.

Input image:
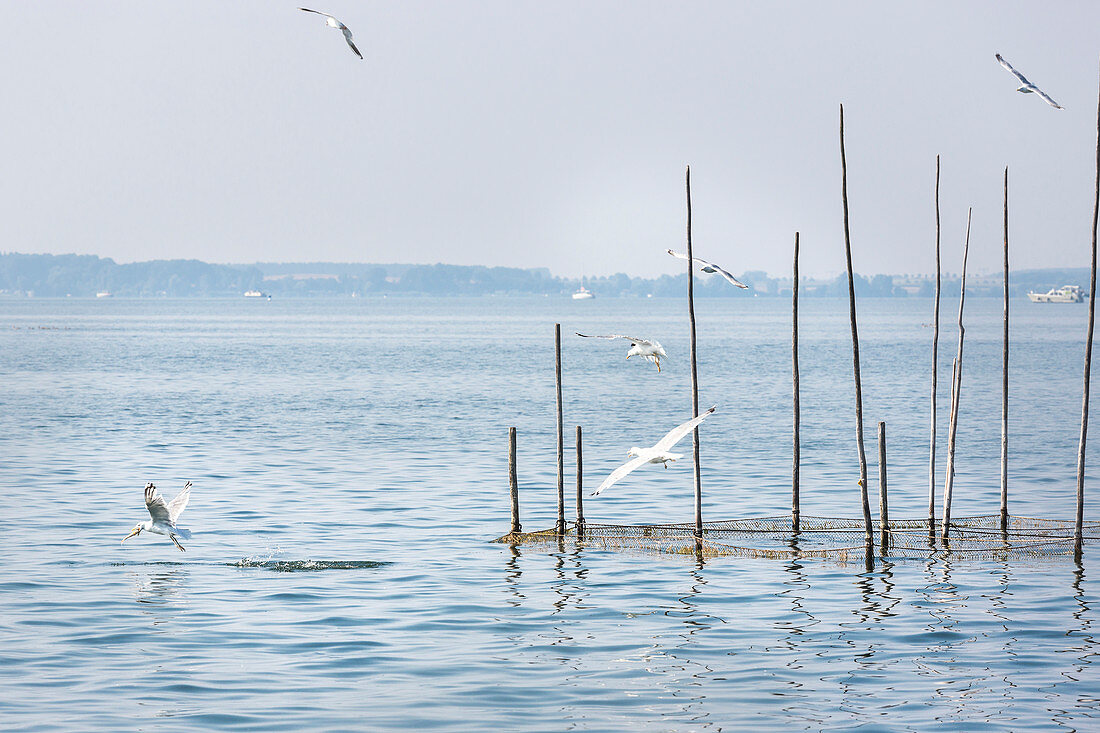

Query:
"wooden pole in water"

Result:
[[686, 165, 703, 544], [792, 232, 801, 534], [942, 208, 972, 539], [878, 421, 889, 552], [555, 323, 565, 535], [575, 425, 585, 535], [509, 427, 521, 534], [1001, 166, 1010, 531], [929, 155, 941, 535], [1076, 63, 1100, 555], [840, 105, 873, 545]]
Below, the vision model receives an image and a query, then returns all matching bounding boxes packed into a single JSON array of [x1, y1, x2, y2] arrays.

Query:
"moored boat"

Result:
[[1027, 285, 1084, 303], [572, 287, 594, 300]]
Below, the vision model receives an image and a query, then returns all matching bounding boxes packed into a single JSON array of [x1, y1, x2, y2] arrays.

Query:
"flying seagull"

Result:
[[122, 482, 193, 552], [667, 249, 749, 288], [575, 332, 668, 372], [299, 8, 363, 59], [995, 53, 1063, 109], [593, 407, 717, 496]]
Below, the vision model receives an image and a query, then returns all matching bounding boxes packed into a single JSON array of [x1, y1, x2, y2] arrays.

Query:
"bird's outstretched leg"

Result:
[[170, 535, 186, 552], [656, 359, 661, 373]]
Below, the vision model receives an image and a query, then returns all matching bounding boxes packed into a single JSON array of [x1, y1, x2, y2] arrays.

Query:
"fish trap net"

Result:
[[493, 515, 1100, 562]]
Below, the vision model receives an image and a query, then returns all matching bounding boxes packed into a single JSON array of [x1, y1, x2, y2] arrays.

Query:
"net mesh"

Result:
[[493, 515, 1100, 562]]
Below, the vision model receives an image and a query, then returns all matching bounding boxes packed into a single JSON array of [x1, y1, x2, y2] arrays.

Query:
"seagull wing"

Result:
[[575, 332, 656, 347], [167, 481, 191, 523], [996, 53, 1031, 86], [1033, 87, 1064, 109], [665, 249, 747, 288], [652, 406, 717, 452], [342, 27, 363, 59], [695, 257, 749, 288], [575, 332, 627, 340], [299, 7, 334, 20], [144, 484, 171, 524], [592, 454, 653, 496]]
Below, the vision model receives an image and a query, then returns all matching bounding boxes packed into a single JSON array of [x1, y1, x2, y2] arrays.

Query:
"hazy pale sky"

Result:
[[2, 2, 1099, 278]]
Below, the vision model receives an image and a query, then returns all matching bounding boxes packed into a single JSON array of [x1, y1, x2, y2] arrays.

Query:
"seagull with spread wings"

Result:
[[995, 53, 1063, 109], [576, 332, 668, 372], [122, 482, 193, 552], [299, 8, 363, 60], [592, 407, 716, 496], [667, 249, 749, 288]]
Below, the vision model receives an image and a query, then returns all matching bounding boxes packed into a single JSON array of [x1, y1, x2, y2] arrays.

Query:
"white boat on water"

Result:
[[95, 291, 112, 298], [1027, 285, 1084, 303], [244, 290, 271, 299], [572, 287, 595, 300]]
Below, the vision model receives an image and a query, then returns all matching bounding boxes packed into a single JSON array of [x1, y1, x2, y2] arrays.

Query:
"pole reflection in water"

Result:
[[493, 538, 1100, 730], [772, 543, 823, 725], [637, 558, 724, 729], [503, 543, 525, 607], [549, 542, 588, 616], [1053, 561, 1097, 729], [982, 560, 1016, 724], [832, 562, 901, 720]]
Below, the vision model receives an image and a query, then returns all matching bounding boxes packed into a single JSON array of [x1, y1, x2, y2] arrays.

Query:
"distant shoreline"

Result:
[[0, 252, 1089, 300]]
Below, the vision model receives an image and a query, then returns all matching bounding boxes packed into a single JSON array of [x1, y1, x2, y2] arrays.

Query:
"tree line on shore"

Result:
[[0, 252, 1087, 298]]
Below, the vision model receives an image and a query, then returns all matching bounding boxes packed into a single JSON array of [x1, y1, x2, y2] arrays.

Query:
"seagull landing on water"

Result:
[[592, 407, 717, 496], [122, 482, 192, 552], [575, 332, 668, 372], [666, 250, 749, 288], [299, 8, 363, 59], [995, 53, 1063, 109]]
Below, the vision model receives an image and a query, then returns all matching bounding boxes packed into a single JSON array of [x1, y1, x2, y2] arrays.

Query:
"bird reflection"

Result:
[[131, 567, 188, 606]]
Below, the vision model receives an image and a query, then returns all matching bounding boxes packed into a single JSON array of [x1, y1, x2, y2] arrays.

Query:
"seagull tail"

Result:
[[175, 528, 192, 539]]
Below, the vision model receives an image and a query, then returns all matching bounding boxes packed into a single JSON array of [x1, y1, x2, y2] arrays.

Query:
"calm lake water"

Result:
[[1, 295, 1098, 731]]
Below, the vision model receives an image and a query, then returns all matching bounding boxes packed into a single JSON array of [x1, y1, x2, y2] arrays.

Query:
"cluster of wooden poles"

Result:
[[505, 82, 1100, 562], [829, 92, 1099, 561], [505, 324, 586, 539]]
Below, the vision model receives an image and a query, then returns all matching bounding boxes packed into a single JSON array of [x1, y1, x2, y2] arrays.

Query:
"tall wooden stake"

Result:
[[792, 232, 801, 534], [942, 208, 972, 539], [1076, 63, 1100, 555], [930, 155, 941, 535], [840, 105, 872, 545], [686, 165, 703, 544], [1001, 167, 1010, 531], [878, 421, 889, 552], [575, 425, 585, 535], [555, 323, 565, 535], [509, 427, 521, 534]]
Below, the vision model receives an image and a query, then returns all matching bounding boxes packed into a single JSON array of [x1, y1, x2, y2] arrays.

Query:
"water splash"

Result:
[[228, 558, 388, 572]]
